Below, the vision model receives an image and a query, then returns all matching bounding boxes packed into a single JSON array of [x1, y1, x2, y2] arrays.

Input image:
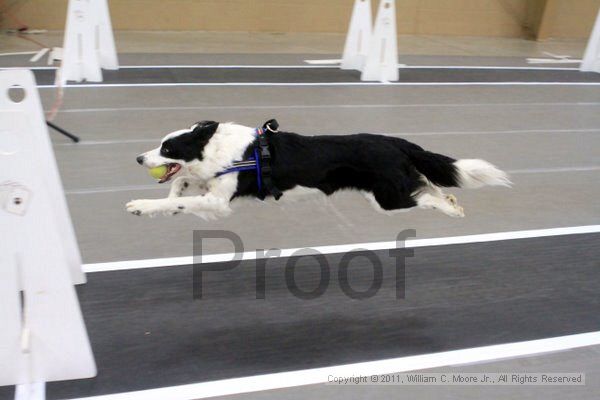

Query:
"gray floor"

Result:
[[39, 80, 600, 263], [0, 233, 596, 400], [1, 52, 599, 400]]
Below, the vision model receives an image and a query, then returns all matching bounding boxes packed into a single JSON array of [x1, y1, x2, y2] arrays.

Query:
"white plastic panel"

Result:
[[0, 70, 96, 387], [361, 0, 399, 82], [341, 0, 372, 71]]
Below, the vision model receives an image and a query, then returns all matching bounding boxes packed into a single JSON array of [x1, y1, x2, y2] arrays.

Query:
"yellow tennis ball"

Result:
[[149, 165, 168, 180]]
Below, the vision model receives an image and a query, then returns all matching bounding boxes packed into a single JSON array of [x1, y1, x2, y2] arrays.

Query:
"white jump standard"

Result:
[[341, 0, 372, 71], [58, 0, 119, 85], [0, 70, 96, 400], [581, 8, 600, 73], [361, 0, 399, 82], [309, 0, 400, 82]]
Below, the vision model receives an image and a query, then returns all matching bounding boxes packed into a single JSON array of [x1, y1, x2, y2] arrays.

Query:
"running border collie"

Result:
[[127, 120, 511, 219]]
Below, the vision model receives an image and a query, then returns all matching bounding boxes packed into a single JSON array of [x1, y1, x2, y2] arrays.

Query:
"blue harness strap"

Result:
[[214, 129, 266, 195], [215, 121, 282, 200]]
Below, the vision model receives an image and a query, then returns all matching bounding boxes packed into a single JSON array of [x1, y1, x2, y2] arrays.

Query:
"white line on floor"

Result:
[[83, 225, 600, 273], [119, 65, 340, 69], [401, 65, 579, 71], [0, 51, 41, 57], [64, 166, 600, 195], [65, 330, 600, 400], [0, 65, 56, 69], [306, 60, 581, 71], [528, 58, 582, 64], [395, 128, 600, 137], [54, 128, 600, 147], [2, 65, 338, 70], [52, 102, 600, 113], [37, 82, 600, 88]]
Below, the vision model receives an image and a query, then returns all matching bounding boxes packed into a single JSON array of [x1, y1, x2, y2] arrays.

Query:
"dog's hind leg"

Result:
[[415, 175, 463, 217], [363, 183, 418, 215], [415, 191, 464, 218]]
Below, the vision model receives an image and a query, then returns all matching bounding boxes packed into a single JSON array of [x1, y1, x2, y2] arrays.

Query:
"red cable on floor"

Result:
[[1, 0, 29, 32]]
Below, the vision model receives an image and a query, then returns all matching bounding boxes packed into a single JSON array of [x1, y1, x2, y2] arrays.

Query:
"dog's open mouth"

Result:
[[158, 163, 182, 183]]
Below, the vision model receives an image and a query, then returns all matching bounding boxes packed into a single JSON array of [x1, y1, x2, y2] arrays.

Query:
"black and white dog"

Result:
[[127, 120, 510, 219]]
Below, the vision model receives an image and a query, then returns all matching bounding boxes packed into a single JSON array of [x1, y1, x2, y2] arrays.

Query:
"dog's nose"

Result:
[[136, 155, 145, 165]]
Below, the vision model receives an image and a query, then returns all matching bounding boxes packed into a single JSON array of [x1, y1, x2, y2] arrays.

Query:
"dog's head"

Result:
[[136, 121, 219, 183]]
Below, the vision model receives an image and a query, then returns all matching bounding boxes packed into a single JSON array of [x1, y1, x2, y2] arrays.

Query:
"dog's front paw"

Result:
[[126, 199, 162, 217]]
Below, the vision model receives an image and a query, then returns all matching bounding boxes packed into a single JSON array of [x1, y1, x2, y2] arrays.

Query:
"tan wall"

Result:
[[406, 0, 530, 37], [538, 0, 600, 39], [2, 0, 596, 39], [524, 0, 548, 38]]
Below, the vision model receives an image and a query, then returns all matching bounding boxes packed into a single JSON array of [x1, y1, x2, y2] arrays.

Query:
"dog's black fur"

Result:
[[234, 130, 459, 209]]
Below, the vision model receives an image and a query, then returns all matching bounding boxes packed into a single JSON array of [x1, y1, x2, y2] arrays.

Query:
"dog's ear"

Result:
[[192, 120, 219, 135], [190, 121, 219, 151]]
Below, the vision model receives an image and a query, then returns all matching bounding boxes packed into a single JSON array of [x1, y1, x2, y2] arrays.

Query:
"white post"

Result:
[[341, 0, 372, 71], [95, 0, 119, 70], [361, 0, 399, 82], [58, 0, 119, 85], [0, 70, 96, 399], [581, 8, 600, 73]]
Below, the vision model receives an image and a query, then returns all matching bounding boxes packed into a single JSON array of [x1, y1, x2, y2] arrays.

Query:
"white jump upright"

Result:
[[581, 8, 600, 73], [58, 0, 119, 85], [341, 0, 372, 71], [0, 70, 96, 399], [361, 0, 399, 82]]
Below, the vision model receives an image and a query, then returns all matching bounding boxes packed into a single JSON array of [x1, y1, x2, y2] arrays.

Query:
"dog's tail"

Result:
[[408, 150, 512, 189]]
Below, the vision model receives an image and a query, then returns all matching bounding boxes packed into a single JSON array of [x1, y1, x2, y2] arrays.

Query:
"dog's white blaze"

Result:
[[140, 128, 194, 169], [140, 147, 172, 168], [162, 128, 191, 143]]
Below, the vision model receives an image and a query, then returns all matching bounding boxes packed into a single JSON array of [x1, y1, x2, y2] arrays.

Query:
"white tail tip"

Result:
[[455, 159, 512, 189]]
